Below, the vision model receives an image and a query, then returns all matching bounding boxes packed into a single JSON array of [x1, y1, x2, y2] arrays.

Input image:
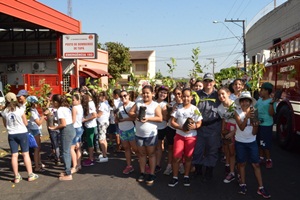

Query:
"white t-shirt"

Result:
[[135, 100, 159, 137], [84, 101, 97, 128], [73, 104, 83, 128], [27, 108, 42, 130], [57, 107, 73, 125], [217, 102, 236, 124], [167, 101, 181, 129], [117, 101, 135, 131], [235, 108, 256, 143], [2, 107, 28, 134], [156, 101, 167, 130], [171, 104, 202, 137], [97, 101, 110, 124]]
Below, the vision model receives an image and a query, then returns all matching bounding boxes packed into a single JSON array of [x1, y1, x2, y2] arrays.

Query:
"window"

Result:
[[135, 64, 147, 71]]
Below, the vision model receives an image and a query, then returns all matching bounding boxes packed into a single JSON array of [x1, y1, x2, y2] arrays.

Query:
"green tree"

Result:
[[103, 42, 132, 81], [214, 66, 244, 88], [155, 70, 164, 79], [166, 57, 176, 78]]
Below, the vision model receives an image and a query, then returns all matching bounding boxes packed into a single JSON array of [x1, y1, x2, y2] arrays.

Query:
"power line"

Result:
[[129, 37, 236, 49]]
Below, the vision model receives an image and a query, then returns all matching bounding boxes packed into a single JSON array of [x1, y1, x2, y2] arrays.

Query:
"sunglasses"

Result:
[[121, 94, 127, 98], [204, 79, 213, 83]]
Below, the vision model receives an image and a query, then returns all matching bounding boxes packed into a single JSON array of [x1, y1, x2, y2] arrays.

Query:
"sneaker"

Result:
[[168, 177, 178, 187], [97, 156, 108, 163], [238, 184, 247, 195], [82, 159, 94, 167], [259, 157, 265, 165], [163, 165, 172, 175], [155, 165, 162, 173], [136, 173, 146, 183], [224, 173, 235, 183], [265, 160, 273, 169], [145, 164, 151, 174], [123, 165, 134, 174], [179, 163, 185, 174], [146, 174, 156, 185], [183, 177, 190, 187], [14, 173, 22, 183], [28, 173, 39, 182], [257, 187, 271, 199]]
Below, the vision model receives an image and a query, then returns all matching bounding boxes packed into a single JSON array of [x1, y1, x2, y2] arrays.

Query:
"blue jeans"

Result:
[[49, 129, 61, 160], [60, 124, 76, 175]]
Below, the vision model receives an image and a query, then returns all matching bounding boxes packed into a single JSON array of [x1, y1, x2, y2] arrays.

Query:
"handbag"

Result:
[[28, 133, 38, 148]]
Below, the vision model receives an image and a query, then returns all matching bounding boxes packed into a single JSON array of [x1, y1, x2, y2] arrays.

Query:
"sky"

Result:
[[39, 0, 286, 78]]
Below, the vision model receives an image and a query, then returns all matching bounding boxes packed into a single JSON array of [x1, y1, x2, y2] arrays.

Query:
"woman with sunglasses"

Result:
[[128, 85, 162, 185], [116, 90, 138, 174]]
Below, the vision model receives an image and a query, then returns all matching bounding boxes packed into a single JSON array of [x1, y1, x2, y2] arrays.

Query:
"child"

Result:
[[2, 92, 39, 183], [234, 91, 271, 198], [128, 85, 162, 185], [96, 91, 110, 162], [255, 82, 276, 168], [154, 86, 169, 173], [116, 90, 138, 174], [168, 88, 202, 187], [217, 87, 236, 183], [26, 95, 45, 172], [230, 78, 244, 101]]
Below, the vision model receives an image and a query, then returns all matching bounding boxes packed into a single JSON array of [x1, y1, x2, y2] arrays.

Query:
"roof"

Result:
[[130, 51, 154, 60], [0, 0, 81, 33]]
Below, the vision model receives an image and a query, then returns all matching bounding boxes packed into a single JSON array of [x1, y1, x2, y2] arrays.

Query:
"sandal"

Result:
[[14, 173, 22, 183], [59, 168, 77, 177], [28, 173, 39, 182]]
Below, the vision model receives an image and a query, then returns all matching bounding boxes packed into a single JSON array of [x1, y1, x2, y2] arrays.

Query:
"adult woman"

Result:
[[2, 92, 38, 183], [49, 94, 76, 181], [129, 85, 162, 185], [26, 95, 45, 172], [71, 93, 84, 171], [116, 90, 138, 174]]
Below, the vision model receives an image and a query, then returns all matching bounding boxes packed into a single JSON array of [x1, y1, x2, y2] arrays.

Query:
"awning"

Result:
[[80, 67, 112, 78], [79, 70, 97, 78]]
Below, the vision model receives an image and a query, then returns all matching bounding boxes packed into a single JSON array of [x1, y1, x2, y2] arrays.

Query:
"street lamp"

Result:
[[213, 19, 247, 71]]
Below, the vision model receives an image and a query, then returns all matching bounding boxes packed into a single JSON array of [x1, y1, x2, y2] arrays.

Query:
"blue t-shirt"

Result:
[[255, 98, 275, 126]]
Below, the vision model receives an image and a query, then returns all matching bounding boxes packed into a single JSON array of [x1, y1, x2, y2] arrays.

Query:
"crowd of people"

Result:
[[2, 72, 276, 198]]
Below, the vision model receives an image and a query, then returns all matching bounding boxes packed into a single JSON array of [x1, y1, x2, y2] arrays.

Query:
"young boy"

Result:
[[255, 82, 276, 168], [234, 91, 271, 199]]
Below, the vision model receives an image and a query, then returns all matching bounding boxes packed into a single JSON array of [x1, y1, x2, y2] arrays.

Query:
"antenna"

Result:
[[67, 0, 72, 17]]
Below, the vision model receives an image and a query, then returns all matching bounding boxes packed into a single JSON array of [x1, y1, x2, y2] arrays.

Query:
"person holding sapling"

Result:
[[128, 85, 162, 185], [168, 88, 202, 187]]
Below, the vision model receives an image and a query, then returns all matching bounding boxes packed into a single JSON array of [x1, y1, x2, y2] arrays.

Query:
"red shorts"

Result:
[[173, 134, 197, 158]]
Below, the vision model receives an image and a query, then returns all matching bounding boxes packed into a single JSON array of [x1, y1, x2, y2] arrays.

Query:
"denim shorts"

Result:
[[119, 127, 136, 141], [8, 133, 29, 153], [135, 135, 158, 147], [235, 141, 259, 163], [72, 127, 84, 145], [256, 125, 273, 150], [30, 129, 41, 137]]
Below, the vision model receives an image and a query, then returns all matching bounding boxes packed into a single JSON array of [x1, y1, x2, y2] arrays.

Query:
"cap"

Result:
[[26, 96, 39, 103], [234, 91, 257, 107], [203, 73, 215, 81], [5, 92, 17, 103], [16, 89, 28, 97], [261, 82, 273, 90]]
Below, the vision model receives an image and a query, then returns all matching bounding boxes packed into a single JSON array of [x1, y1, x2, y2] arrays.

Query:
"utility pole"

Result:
[[207, 58, 216, 74], [225, 19, 246, 72], [235, 60, 240, 76]]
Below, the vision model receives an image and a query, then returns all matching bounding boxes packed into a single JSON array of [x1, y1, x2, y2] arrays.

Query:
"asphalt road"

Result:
[[0, 122, 300, 200]]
